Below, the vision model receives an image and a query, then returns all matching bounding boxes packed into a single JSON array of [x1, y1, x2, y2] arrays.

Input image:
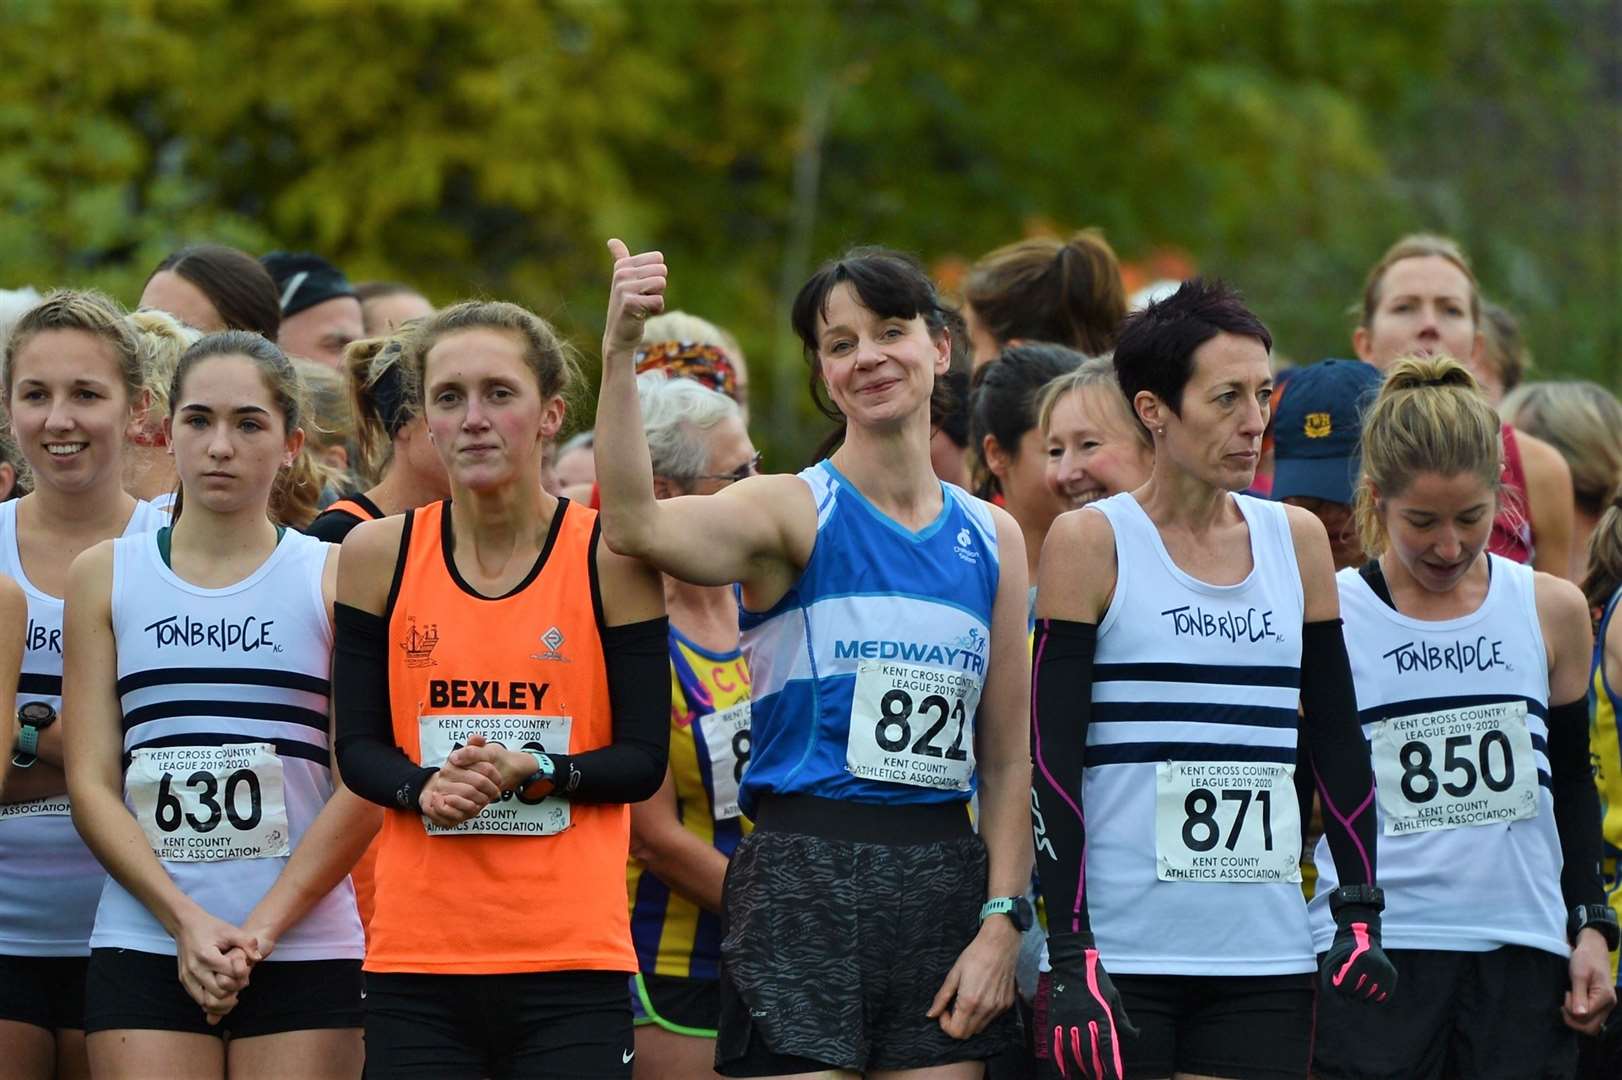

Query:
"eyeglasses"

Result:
[[689, 452, 762, 485]]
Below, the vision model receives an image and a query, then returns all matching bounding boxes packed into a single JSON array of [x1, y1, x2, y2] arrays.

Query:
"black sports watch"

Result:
[[12, 702, 56, 769], [1328, 884, 1386, 915], [979, 895, 1035, 933], [1569, 905, 1620, 951]]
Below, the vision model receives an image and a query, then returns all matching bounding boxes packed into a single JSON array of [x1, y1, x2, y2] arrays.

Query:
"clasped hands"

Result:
[[419, 734, 540, 829]]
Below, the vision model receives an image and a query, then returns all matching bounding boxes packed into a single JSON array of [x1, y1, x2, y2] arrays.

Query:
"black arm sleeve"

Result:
[[1300, 618, 1377, 888], [1031, 618, 1097, 936], [332, 603, 438, 810], [1547, 697, 1605, 909], [546, 616, 670, 804]]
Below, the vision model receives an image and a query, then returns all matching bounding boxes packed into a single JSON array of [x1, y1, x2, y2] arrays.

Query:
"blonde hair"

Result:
[[642, 311, 735, 356], [1502, 380, 1622, 517], [1359, 234, 1481, 329], [293, 358, 353, 456], [1583, 486, 1622, 612], [3, 289, 146, 404], [1353, 355, 1502, 557], [343, 333, 419, 485], [129, 308, 202, 426], [1035, 355, 1149, 451]]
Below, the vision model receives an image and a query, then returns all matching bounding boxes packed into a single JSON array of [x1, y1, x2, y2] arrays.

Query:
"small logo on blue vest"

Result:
[[954, 527, 978, 564]]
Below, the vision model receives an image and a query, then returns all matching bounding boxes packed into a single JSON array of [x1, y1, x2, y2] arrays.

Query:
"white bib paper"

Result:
[[845, 661, 980, 791], [1154, 761, 1301, 883], [1371, 700, 1539, 836], [419, 713, 572, 836], [698, 701, 751, 821], [128, 743, 290, 862], [0, 795, 72, 819]]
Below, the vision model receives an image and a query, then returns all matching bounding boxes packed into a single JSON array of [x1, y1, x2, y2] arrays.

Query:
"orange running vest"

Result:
[[365, 498, 632, 974]]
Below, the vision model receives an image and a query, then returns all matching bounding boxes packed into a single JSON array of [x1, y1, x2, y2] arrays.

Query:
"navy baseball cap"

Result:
[[260, 252, 356, 318], [1271, 359, 1383, 506]]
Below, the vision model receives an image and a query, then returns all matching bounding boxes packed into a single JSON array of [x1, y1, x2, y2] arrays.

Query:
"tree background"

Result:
[[1, 0, 1617, 464]]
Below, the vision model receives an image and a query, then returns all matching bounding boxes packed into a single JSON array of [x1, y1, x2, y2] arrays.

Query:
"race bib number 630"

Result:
[[128, 743, 290, 862], [845, 661, 980, 791]]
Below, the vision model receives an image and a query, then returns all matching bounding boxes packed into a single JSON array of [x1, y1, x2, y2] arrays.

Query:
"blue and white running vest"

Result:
[[1310, 556, 1565, 957], [738, 461, 1000, 816], [90, 529, 363, 960], [0, 498, 164, 957], [1084, 492, 1312, 976]]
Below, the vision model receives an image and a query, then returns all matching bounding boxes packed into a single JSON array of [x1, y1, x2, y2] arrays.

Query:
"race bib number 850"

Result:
[[1154, 761, 1301, 883], [128, 743, 290, 862], [846, 661, 980, 791], [419, 713, 572, 836], [1371, 701, 1538, 836]]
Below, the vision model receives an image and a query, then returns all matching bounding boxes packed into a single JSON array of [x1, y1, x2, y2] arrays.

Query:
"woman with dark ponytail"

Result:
[[303, 334, 448, 544], [962, 230, 1127, 368]]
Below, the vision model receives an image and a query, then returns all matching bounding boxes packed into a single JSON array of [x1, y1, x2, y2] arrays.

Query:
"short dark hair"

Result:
[[790, 246, 952, 427], [150, 245, 281, 339], [1113, 277, 1272, 423]]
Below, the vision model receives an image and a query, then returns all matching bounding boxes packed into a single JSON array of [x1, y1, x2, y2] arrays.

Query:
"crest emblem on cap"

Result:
[[1304, 412, 1332, 439]]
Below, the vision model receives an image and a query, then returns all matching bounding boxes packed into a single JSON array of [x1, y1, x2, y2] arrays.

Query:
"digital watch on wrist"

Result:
[[521, 750, 557, 792], [12, 702, 57, 769], [1568, 904, 1620, 951], [1328, 884, 1386, 915], [979, 895, 1035, 933]]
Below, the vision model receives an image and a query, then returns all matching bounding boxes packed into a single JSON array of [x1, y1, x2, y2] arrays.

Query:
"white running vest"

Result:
[[0, 498, 164, 957], [1084, 493, 1313, 976], [90, 529, 363, 960], [1310, 556, 1566, 957]]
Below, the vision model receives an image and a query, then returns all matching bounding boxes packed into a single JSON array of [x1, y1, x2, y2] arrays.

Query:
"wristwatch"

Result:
[[521, 750, 557, 791], [12, 702, 56, 769], [1328, 884, 1386, 914], [1568, 904, 1620, 951], [979, 896, 1035, 933]]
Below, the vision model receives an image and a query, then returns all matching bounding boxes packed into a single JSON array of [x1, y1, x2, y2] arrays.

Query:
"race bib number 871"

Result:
[[128, 743, 290, 862], [1154, 761, 1301, 883], [418, 713, 572, 836], [1371, 700, 1538, 836], [846, 661, 980, 791]]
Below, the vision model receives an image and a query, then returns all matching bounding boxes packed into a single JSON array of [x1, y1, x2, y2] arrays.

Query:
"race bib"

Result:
[[128, 743, 290, 862], [697, 701, 751, 821], [1154, 761, 1301, 883], [1371, 700, 1539, 836], [418, 713, 572, 836], [0, 795, 72, 819], [846, 661, 980, 791]]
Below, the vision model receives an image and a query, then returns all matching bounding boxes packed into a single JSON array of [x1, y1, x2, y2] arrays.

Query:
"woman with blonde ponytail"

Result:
[[1312, 354, 1613, 1079], [303, 334, 447, 545]]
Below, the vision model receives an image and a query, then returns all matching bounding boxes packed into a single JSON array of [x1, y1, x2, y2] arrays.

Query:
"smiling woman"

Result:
[[0, 291, 166, 1080], [595, 241, 1032, 1079]]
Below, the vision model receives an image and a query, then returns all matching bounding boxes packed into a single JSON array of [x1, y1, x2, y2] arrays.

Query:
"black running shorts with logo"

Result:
[[1313, 945, 1576, 1080], [364, 969, 634, 1080], [715, 794, 1020, 1077], [83, 948, 362, 1038], [0, 954, 88, 1031], [1034, 970, 1314, 1080]]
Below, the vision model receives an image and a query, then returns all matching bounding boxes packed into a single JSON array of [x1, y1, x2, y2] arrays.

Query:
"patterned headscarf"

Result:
[[633, 340, 739, 402]]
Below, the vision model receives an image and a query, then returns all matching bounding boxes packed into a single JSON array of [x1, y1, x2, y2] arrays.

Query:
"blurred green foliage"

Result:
[[0, 0, 1616, 464]]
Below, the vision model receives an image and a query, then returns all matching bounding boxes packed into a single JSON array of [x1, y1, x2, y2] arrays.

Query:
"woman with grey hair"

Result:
[[624, 373, 761, 1080]]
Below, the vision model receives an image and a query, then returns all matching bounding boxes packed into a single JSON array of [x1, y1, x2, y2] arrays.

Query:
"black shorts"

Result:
[[0, 954, 88, 1031], [632, 973, 720, 1037], [715, 795, 1020, 1076], [83, 948, 362, 1039], [363, 969, 633, 1080], [1036, 970, 1314, 1080], [1314, 946, 1577, 1080]]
